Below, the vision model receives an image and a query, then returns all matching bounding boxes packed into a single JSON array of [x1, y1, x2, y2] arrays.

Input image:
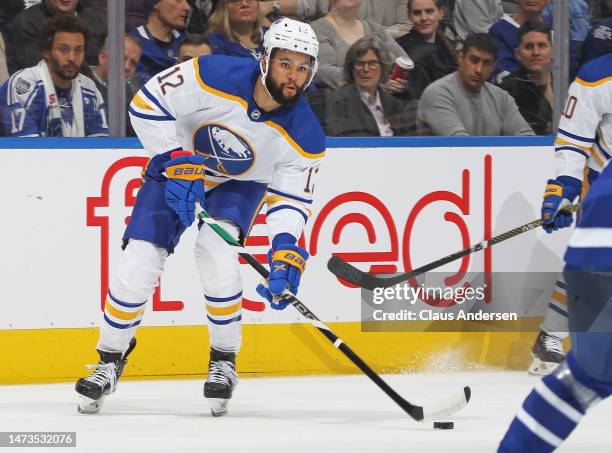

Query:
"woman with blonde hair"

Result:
[[207, 0, 266, 59]]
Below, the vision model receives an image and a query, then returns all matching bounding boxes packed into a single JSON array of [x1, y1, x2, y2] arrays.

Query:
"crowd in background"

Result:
[[0, 0, 611, 138]]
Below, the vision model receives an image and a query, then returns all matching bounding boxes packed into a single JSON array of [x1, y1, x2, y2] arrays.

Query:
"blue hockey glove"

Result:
[[256, 233, 309, 310], [163, 151, 205, 227], [256, 283, 292, 310], [541, 176, 580, 234]]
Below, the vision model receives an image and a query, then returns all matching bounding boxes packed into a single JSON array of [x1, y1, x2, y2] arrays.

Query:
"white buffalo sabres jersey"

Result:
[[128, 55, 326, 241], [555, 53, 612, 182]]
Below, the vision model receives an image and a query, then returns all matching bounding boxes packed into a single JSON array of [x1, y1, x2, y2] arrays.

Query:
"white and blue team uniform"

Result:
[[537, 53, 612, 342], [499, 54, 612, 453], [97, 54, 325, 355], [0, 62, 108, 137]]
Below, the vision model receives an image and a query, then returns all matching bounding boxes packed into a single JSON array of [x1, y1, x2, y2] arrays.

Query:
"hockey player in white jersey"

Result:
[[529, 50, 612, 376], [499, 52, 612, 452], [75, 17, 325, 416]]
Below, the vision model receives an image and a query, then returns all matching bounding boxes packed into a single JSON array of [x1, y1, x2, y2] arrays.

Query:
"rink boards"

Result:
[[0, 136, 572, 383]]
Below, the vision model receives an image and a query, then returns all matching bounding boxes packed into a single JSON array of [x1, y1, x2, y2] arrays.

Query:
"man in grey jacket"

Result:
[[417, 33, 534, 136]]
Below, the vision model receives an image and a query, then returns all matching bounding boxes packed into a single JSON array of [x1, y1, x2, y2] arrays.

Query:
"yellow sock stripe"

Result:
[[272, 250, 306, 273], [206, 301, 242, 316], [105, 303, 145, 321], [551, 290, 567, 306]]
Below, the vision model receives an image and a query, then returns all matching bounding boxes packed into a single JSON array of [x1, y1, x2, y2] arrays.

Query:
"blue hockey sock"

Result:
[[498, 352, 611, 452]]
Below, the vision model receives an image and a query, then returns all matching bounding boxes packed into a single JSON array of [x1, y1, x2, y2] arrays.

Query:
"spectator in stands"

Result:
[[257, 0, 411, 38], [580, 16, 612, 64], [322, 36, 417, 136], [0, 1, 26, 30], [542, 0, 589, 77], [80, 0, 105, 15], [130, 0, 191, 82], [91, 37, 143, 103], [488, 0, 550, 82], [126, 0, 147, 32], [90, 36, 142, 136], [5, 0, 106, 74], [0, 15, 107, 137], [499, 20, 553, 135], [453, 0, 503, 40], [0, 34, 8, 86], [604, 0, 612, 18], [187, 0, 214, 34], [207, 0, 265, 59], [501, 0, 518, 14], [178, 33, 212, 62], [396, 0, 457, 100], [311, 0, 408, 90], [418, 33, 533, 135]]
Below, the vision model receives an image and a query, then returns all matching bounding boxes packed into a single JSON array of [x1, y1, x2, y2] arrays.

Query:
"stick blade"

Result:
[[419, 386, 471, 423], [327, 256, 380, 290]]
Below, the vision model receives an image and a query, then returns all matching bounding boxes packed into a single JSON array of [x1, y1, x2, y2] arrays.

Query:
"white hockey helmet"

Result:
[[260, 17, 320, 89]]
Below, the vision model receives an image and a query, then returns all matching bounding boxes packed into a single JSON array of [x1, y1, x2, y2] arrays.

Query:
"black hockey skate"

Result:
[[75, 338, 137, 414], [204, 348, 238, 417], [528, 330, 565, 376]]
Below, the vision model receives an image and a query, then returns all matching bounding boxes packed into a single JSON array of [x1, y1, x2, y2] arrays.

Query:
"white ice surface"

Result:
[[1, 372, 611, 453]]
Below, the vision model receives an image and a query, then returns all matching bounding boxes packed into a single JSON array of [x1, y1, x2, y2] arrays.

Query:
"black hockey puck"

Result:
[[433, 421, 454, 429]]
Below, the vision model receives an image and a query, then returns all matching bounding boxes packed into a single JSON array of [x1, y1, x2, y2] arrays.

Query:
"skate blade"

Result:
[[528, 357, 560, 376], [207, 398, 229, 417], [77, 395, 105, 414]]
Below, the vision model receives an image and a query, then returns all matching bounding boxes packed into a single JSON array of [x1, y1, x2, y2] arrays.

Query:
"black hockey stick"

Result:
[[198, 209, 471, 422], [327, 204, 581, 291]]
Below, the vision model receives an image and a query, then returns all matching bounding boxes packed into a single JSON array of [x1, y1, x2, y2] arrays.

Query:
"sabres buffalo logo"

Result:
[[193, 123, 255, 176]]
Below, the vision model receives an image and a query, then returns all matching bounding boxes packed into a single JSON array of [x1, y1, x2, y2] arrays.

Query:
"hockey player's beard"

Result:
[[265, 75, 304, 106]]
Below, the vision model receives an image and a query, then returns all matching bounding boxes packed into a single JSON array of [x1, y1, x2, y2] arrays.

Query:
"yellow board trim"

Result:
[[105, 303, 145, 321], [1, 319, 545, 384], [206, 302, 242, 316], [576, 76, 612, 87], [132, 93, 154, 111]]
